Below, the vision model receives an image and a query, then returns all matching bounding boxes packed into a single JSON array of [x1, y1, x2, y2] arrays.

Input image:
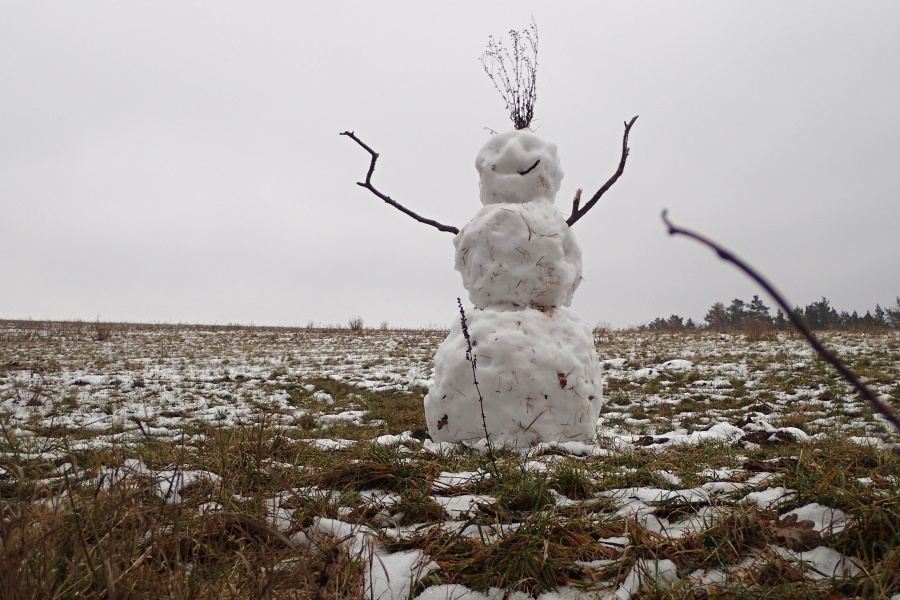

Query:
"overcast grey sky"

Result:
[[2, 2, 899, 328]]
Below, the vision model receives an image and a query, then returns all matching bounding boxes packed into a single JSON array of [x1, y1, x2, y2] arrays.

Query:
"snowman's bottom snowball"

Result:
[[424, 306, 603, 446]]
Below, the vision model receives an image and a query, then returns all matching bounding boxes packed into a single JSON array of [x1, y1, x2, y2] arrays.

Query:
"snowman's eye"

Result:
[[518, 159, 540, 175]]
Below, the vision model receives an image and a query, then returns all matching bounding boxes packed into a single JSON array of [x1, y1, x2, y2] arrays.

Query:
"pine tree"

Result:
[[775, 309, 787, 330], [667, 315, 684, 329], [726, 299, 748, 326], [704, 302, 728, 331], [886, 297, 900, 328], [747, 295, 773, 323], [645, 317, 668, 331], [803, 297, 839, 330]]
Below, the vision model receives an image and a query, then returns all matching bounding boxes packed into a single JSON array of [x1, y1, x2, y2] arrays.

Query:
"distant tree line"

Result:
[[642, 295, 900, 332]]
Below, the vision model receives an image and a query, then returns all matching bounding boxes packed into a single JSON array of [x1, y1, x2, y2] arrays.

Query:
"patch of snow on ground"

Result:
[[368, 549, 438, 600], [432, 494, 495, 519], [372, 431, 416, 445], [412, 585, 491, 600], [630, 368, 659, 380], [614, 559, 678, 600], [317, 409, 367, 425], [661, 359, 693, 371], [743, 486, 797, 509], [305, 438, 355, 450], [431, 471, 483, 491], [772, 545, 861, 579], [780, 502, 851, 535]]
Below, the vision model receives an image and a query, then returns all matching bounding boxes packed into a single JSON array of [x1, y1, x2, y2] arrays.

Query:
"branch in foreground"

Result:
[[340, 131, 459, 235], [566, 116, 639, 228], [662, 210, 900, 450]]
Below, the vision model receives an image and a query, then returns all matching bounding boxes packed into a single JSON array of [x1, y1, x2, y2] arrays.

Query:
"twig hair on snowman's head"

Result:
[[481, 19, 538, 131]]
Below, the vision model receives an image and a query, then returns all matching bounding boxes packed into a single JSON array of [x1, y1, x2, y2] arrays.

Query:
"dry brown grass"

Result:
[[2, 322, 900, 598], [0, 459, 366, 600]]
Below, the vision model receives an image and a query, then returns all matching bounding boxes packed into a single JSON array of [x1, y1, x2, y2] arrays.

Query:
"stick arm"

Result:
[[340, 131, 459, 235], [566, 116, 638, 227]]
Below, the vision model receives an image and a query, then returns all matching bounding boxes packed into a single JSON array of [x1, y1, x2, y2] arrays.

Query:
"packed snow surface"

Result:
[[454, 200, 582, 310], [424, 307, 603, 445], [475, 130, 564, 205], [429, 130, 602, 445]]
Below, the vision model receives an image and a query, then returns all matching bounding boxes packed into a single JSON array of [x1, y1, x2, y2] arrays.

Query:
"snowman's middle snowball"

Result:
[[454, 199, 582, 310]]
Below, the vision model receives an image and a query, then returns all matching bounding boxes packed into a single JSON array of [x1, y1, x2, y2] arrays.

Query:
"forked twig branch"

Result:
[[662, 210, 900, 451], [567, 116, 639, 228], [340, 131, 459, 235]]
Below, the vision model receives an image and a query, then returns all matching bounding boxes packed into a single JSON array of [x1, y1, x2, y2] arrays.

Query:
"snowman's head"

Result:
[[475, 130, 564, 205]]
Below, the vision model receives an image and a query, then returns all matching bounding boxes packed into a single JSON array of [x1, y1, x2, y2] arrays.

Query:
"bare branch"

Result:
[[662, 210, 900, 451], [566, 116, 639, 228], [340, 131, 459, 235]]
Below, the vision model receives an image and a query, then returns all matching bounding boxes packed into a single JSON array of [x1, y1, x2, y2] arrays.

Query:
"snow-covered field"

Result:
[[1, 323, 438, 451], [2, 321, 899, 599]]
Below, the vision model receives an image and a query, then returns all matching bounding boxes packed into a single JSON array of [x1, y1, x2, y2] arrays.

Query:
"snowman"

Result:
[[423, 129, 604, 446], [342, 24, 635, 447]]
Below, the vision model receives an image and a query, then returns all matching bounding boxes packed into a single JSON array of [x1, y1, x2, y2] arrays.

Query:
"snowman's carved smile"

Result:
[[517, 159, 540, 175]]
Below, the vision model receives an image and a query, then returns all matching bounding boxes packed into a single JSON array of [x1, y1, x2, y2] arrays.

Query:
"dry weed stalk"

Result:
[[480, 19, 539, 130], [348, 316, 365, 332], [742, 318, 777, 342], [91, 318, 115, 341], [457, 298, 499, 476]]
